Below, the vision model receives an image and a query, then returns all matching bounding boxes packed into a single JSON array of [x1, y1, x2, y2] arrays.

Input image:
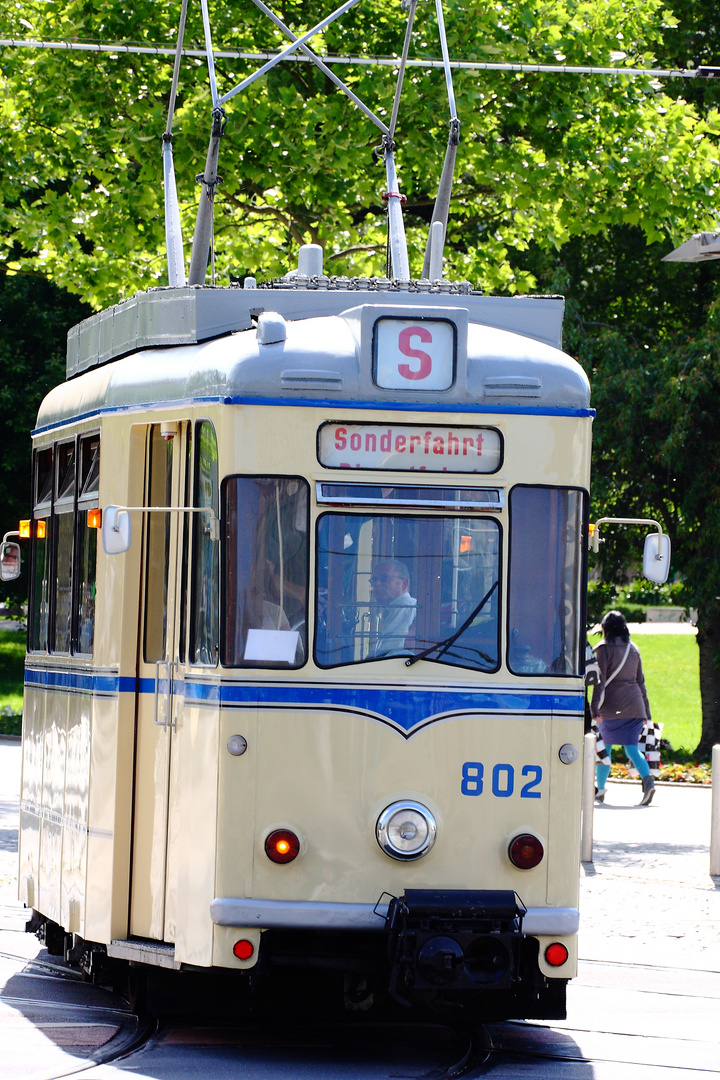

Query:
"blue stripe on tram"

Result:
[[25, 667, 583, 733]]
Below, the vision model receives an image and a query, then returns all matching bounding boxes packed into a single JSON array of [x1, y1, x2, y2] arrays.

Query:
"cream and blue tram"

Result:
[[19, 268, 591, 1018]]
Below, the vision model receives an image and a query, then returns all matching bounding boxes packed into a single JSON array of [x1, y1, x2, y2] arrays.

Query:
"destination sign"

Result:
[[318, 423, 502, 473], [374, 317, 455, 391]]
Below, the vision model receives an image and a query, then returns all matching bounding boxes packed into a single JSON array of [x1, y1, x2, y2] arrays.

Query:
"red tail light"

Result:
[[508, 833, 544, 869], [233, 939, 255, 960], [545, 942, 569, 967]]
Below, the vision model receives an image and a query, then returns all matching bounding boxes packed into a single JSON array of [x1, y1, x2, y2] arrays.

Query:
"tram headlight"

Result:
[[376, 801, 437, 861]]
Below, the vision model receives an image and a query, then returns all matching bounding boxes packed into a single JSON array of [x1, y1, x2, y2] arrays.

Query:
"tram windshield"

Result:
[[315, 513, 501, 671]]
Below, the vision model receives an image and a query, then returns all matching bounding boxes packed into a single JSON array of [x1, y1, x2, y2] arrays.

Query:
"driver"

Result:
[[370, 559, 417, 656]]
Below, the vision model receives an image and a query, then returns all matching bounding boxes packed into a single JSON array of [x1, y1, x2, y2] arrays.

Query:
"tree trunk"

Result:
[[694, 603, 720, 756]]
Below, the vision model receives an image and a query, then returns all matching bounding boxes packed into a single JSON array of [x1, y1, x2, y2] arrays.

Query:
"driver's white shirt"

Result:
[[374, 592, 417, 655]]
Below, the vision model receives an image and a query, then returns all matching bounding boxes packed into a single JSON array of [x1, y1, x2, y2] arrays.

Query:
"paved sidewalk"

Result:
[[580, 780, 720, 971]]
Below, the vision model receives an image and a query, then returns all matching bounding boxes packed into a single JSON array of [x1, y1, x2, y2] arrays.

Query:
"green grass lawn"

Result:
[[0, 628, 25, 708], [0, 627, 26, 734], [589, 632, 701, 754]]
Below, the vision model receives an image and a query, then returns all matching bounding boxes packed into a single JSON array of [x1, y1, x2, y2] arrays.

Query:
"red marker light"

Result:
[[265, 829, 300, 864], [233, 939, 254, 961], [545, 942, 569, 967], [508, 833, 544, 869]]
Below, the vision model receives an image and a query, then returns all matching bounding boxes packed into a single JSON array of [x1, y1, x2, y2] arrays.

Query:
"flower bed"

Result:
[[610, 762, 711, 785]]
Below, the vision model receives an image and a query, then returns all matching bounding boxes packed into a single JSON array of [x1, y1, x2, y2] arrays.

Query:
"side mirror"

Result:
[[102, 506, 132, 554], [642, 532, 671, 584], [0, 541, 21, 581]]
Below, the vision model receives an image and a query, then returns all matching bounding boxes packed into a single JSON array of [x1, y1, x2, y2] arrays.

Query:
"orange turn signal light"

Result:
[[265, 829, 300, 864], [87, 508, 102, 529], [19, 520, 31, 538], [36, 520, 46, 539]]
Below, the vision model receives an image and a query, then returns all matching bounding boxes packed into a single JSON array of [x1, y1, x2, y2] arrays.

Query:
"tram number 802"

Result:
[[461, 762, 543, 798]]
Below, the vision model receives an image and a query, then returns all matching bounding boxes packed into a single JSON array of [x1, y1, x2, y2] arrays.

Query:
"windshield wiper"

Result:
[[405, 580, 499, 667]]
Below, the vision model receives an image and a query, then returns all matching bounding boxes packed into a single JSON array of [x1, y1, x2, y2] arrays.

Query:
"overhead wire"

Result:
[[0, 38, 717, 80]]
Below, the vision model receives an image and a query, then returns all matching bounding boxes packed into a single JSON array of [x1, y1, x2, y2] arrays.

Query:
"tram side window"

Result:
[[29, 448, 53, 652], [315, 513, 501, 671], [28, 436, 100, 656], [53, 442, 76, 653], [75, 435, 100, 654], [189, 421, 219, 665], [143, 427, 173, 664], [507, 486, 586, 676], [222, 477, 308, 668]]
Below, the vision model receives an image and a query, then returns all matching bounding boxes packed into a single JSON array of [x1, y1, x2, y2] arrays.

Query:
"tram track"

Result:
[[0, 940, 158, 1080], [1, 938, 710, 1078]]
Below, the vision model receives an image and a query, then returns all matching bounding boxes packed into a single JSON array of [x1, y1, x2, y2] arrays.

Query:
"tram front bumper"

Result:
[[209, 895, 579, 937]]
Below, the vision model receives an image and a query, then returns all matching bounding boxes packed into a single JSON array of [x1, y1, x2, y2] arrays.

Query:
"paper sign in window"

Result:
[[244, 628, 300, 663]]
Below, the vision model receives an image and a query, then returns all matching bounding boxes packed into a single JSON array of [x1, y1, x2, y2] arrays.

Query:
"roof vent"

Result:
[[281, 369, 343, 391], [297, 244, 324, 277], [484, 375, 542, 399], [256, 311, 287, 345]]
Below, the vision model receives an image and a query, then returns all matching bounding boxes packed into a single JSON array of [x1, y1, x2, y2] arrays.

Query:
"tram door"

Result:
[[129, 421, 188, 942]]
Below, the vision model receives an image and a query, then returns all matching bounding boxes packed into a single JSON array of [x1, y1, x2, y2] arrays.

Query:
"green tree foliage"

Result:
[[512, 226, 720, 753], [2, 1, 720, 747], [0, 274, 90, 602], [1, 0, 719, 305]]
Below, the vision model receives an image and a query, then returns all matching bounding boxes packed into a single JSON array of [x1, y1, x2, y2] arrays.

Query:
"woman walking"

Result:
[[591, 610, 655, 806]]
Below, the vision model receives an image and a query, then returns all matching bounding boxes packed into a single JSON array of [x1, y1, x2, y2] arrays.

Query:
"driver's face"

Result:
[[370, 564, 408, 603]]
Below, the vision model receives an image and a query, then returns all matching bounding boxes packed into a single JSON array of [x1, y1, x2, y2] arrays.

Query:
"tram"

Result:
[[12, 270, 591, 1018], [1, 0, 657, 1022]]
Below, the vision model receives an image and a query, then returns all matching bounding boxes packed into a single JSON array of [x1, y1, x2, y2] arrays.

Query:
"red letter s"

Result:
[[398, 326, 432, 381]]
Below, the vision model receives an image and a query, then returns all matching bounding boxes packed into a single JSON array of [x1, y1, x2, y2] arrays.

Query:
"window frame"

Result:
[[220, 473, 310, 670], [313, 508, 503, 673], [188, 419, 220, 668], [27, 431, 101, 658], [73, 433, 101, 656], [506, 483, 589, 679]]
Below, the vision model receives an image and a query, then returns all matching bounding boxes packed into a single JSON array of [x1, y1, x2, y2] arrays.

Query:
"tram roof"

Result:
[[36, 286, 590, 433], [67, 284, 568, 377]]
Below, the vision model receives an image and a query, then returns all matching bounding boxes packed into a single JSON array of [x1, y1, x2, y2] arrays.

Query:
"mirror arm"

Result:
[[589, 517, 664, 555], [108, 505, 220, 540]]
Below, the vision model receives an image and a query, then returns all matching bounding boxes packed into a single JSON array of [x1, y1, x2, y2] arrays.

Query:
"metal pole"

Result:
[[248, 0, 389, 135], [383, 148, 410, 280], [433, 0, 457, 122], [581, 732, 596, 863], [199, 0, 220, 107], [711, 744, 720, 876], [428, 220, 444, 280], [388, 0, 418, 142], [161, 0, 189, 287], [187, 109, 224, 286], [421, 122, 458, 279], [218, 0, 363, 107], [162, 137, 186, 286]]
